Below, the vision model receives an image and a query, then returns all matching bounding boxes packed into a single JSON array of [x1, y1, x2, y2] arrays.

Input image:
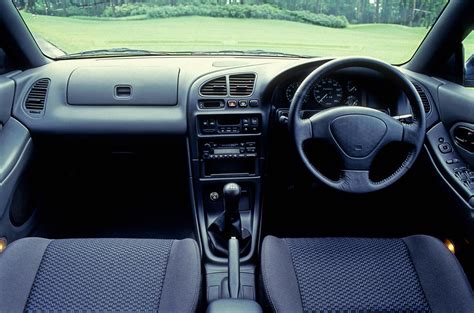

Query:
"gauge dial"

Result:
[[346, 80, 358, 93], [345, 95, 359, 106], [313, 78, 343, 107], [286, 82, 309, 103]]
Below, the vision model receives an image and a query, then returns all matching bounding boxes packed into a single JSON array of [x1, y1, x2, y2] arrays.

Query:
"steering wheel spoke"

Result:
[[401, 123, 420, 146], [339, 170, 373, 193], [308, 110, 333, 140], [293, 117, 313, 146]]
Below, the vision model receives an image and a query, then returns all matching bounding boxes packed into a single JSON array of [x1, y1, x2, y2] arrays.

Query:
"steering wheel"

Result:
[[289, 57, 426, 193]]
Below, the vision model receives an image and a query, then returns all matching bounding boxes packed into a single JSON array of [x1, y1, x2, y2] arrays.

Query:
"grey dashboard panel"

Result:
[[437, 81, 474, 128], [10, 59, 198, 135], [9, 56, 434, 136], [0, 118, 32, 219], [67, 65, 179, 106], [0, 76, 15, 125], [9, 56, 306, 135]]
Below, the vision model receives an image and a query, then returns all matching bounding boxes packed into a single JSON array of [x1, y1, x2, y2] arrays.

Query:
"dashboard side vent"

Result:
[[411, 80, 431, 114], [229, 74, 256, 97], [25, 78, 50, 114], [200, 76, 227, 96]]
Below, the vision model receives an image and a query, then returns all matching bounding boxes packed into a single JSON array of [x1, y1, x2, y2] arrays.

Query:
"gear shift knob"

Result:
[[223, 183, 241, 217]]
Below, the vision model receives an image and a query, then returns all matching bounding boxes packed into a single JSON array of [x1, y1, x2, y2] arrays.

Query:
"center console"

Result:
[[187, 72, 270, 304]]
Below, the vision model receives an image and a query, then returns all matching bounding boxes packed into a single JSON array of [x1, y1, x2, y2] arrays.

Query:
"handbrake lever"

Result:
[[228, 237, 240, 299]]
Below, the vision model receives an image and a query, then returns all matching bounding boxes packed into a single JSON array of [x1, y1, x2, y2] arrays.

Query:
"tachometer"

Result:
[[286, 82, 309, 103], [313, 78, 343, 107]]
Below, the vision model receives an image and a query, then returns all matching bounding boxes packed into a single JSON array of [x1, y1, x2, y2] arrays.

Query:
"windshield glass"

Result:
[[15, 0, 447, 63]]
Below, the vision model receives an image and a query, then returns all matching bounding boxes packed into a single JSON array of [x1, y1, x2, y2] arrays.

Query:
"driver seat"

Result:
[[260, 235, 474, 312]]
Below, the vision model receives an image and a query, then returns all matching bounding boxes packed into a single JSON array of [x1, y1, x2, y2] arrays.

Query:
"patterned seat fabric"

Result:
[[0, 237, 201, 313], [286, 238, 430, 312], [25, 239, 173, 312], [261, 235, 474, 313]]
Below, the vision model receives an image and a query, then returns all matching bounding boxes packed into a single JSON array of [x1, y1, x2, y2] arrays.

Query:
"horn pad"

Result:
[[330, 115, 387, 158]]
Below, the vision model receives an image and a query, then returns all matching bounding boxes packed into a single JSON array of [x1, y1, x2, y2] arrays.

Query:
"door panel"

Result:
[[424, 80, 474, 216], [0, 77, 14, 124], [0, 75, 34, 242]]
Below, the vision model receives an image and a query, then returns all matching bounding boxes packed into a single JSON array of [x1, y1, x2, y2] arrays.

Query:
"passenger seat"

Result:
[[0, 238, 201, 312]]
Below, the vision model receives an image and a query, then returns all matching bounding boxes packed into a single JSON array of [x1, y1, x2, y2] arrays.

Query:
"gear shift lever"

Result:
[[208, 182, 250, 256], [223, 183, 241, 236]]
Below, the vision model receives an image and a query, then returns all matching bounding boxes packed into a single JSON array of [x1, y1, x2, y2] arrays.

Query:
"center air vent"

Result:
[[229, 74, 256, 97], [411, 80, 431, 114], [25, 78, 50, 115], [200, 76, 227, 96]]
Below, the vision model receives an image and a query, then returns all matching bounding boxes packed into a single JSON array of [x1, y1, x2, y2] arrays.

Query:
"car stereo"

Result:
[[201, 142, 257, 160]]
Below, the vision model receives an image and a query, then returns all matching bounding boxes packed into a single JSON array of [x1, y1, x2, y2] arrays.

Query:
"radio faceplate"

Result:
[[202, 141, 257, 160], [199, 115, 261, 135]]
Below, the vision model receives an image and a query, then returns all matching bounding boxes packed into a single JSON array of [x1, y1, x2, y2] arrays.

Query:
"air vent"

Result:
[[411, 80, 431, 114], [25, 78, 50, 114], [200, 76, 227, 96], [229, 74, 256, 97]]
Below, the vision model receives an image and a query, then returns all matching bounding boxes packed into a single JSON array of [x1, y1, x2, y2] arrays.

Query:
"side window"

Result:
[[463, 32, 474, 87], [464, 32, 474, 59]]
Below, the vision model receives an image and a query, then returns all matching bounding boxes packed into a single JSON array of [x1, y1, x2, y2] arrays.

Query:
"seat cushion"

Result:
[[0, 237, 201, 313], [261, 235, 474, 313]]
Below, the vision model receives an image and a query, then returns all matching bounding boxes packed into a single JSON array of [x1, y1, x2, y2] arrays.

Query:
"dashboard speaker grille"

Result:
[[200, 76, 227, 96], [25, 78, 50, 114], [411, 80, 431, 114], [229, 74, 256, 97]]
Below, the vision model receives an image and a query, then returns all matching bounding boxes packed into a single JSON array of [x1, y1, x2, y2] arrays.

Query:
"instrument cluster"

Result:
[[284, 77, 364, 109]]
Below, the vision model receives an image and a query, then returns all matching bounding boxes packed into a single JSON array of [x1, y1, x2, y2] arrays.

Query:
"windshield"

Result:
[[15, 0, 448, 63]]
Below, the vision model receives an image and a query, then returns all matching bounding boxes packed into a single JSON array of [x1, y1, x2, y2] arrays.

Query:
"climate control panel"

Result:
[[199, 115, 261, 135]]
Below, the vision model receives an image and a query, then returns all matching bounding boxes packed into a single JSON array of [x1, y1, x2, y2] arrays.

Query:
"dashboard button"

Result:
[[249, 100, 259, 107], [438, 143, 452, 154], [239, 100, 248, 107], [227, 100, 238, 108]]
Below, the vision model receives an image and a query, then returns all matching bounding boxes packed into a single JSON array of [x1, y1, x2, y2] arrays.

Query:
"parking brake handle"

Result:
[[228, 237, 240, 299]]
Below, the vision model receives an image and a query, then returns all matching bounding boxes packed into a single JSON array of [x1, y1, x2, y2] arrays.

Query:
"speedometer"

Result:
[[313, 78, 343, 107]]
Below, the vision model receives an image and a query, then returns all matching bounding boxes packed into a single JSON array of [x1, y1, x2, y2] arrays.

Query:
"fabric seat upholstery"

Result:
[[261, 235, 474, 313], [0, 237, 201, 312]]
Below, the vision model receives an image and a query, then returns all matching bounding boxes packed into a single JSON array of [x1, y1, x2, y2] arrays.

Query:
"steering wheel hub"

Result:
[[330, 114, 387, 158]]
